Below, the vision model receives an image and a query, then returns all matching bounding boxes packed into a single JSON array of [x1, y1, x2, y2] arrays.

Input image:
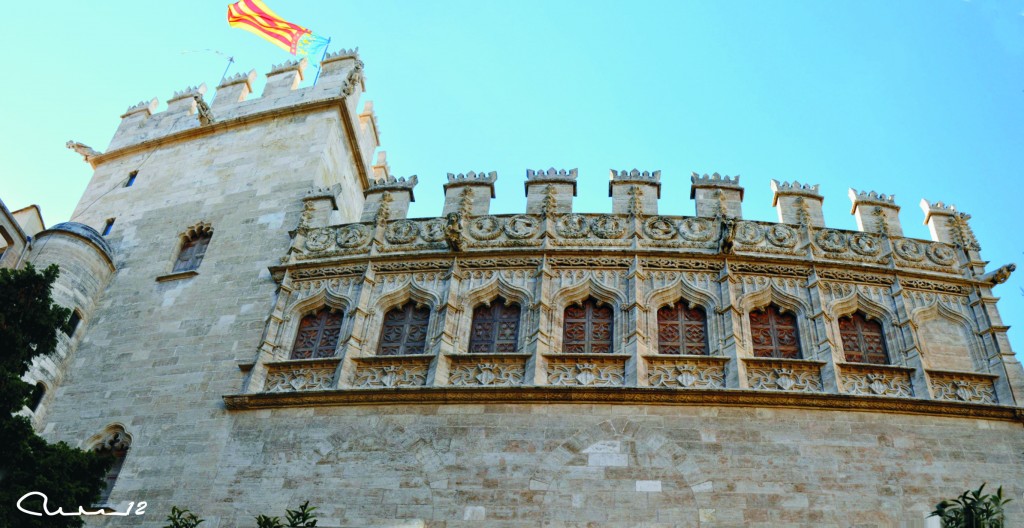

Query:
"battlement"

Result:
[[99, 51, 375, 187], [366, 175, 418, 193], [690, 172, 741, 188], [610, 169, 661, 183], [849, 188, 898, 207], [849, 188, 902, 237], [690, 172, 744, 218], [771, 180, 825, 227], [445, 171, 498, 186]]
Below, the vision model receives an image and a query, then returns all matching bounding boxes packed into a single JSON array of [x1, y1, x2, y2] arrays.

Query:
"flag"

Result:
[[227, 0, 327, 56]]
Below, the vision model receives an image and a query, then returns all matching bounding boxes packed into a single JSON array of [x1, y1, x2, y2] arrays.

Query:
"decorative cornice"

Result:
[[222, 386, 1024, 423]]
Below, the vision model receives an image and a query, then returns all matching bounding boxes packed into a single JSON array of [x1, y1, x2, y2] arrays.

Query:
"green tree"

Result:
[[930, 483, 1011, 527], [0, 264, 111, 528]]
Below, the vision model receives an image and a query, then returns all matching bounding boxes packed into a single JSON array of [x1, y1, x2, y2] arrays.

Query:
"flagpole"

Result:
[[313, 37, 331, 86], [220, 56, 236, 83]]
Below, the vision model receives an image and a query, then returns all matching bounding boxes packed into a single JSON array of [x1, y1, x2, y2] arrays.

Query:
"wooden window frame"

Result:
[[657, 300, 709, 355], [749, 304, 802, 359], [562, 298, 615, 354], [378, 302, 431, 356], [468, 298, 521, 354], [838, 312, 889, 365]]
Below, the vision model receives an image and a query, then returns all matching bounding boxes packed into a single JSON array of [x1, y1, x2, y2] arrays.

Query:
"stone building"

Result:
[[5, 49, 1024, 527]]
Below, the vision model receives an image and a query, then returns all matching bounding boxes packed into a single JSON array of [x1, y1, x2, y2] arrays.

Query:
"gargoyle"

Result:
[[194, 95, 215, 125], [980, 263, 1016, 285], [718, 217, 736, 255], [444, 212, 465, 252], [66, 141, 101, 162]]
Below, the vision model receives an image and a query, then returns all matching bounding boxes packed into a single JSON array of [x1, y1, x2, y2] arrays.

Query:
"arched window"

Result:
[[93, 429, 131, 505], [563, 298, 614, 354], [657, 301, 709, 355], [65, 310, 82, 336], [378, 302, 430, 356], [173, 226, 213, 272], [749, 304, 801, 359], [839, 312, 889, 364], [469, 299, 521, 354], [291, 308, 344, 359]]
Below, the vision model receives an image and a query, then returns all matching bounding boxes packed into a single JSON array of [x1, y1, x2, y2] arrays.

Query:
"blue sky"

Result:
[[1, 1, 1022, 353]]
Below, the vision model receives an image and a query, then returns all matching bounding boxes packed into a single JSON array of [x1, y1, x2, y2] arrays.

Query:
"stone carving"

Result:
[[385, 220, 420, 244], [590, 215, 627, 239], [849, 233, 882, 256], [643, 217, 677, 240], [718, 217, 736, 254], [556, 214, 590, 238], [648, 361, 726, 389], [443, 213, 465, 251], [893, 238, 926, 262], [194, 94, 214, 125], [678, 217, 716, 242], [504, 215, 539, 239], [929, 372, 997, 404], [547, 361, 625, 387], [449, 361, 525, 387], [421, 219, 446, 243], [839, 367, 913, 398], [304, 227, 334, 252], [734, 221, 765, 245], [540, 185, 558, 219], [354, 363, 428, 388], [814, 229, 847, 253], [66, 140, 102, 162], [468, 216, 503, 240], [264, 367, 336, 392], [747, 363, 823, 392], [336, 224, 370, 248], [765, 224, 798, 248], [374, 192, 392, 227], [980, 263, 1015, 285], [925, 244, 957, 266], [627, 186, 643, 216]]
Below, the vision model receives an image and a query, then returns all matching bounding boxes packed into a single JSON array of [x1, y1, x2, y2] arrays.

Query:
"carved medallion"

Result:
[[814, 229, 848, 252], [678, 217, 715, 242], [765, 224, 798, 248], [849, 233, 882, 256], [643, 217, 677, 240], [590, 215, 627, 239], [734, 221, 765, 245], [504, 215, 539, 239], [419, 219, 446, 242], [556, 214, 591, 238], [468, 216, 503, 240], [892, 238, 925, 262], [385, 220, 420, 244], [925, 244, 957, 266], [304, 228, 334, 252], [336, 224, 370, 248]]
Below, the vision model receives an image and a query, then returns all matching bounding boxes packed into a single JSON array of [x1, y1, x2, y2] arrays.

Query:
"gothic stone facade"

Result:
[[11, 50, 1024, 527]]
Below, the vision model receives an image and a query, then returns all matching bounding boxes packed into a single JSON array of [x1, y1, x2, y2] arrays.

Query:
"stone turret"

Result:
[[690, 173, 743, 218], [360, 176, 417, 222], [609, 169, 661, 216], [166, 84, 207, 114], [920, 200, 979, 249], [443, 171, 497, 216], [849, 189, 902, 237], [213, 70, 257, 109], [525, 168, 577, 215], [771, 180, 824, 227], [263, 58, 307, 98]]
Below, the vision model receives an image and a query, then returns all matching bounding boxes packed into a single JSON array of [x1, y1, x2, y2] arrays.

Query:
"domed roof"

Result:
[[39, 222, 114, 261]]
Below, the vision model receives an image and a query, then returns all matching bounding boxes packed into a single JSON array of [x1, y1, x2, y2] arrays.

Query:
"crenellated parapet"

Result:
[[690, 172, 743, 218], [525, 168, 578, 216], [264, 58, 307, 98], [609, 169, 661, 216], [771, 180, 824, 227], [920, 200, 979, 250], [849, 189, 902, 237], [166, 84, 207, 114], [443, 171, 497, 216], [213, 69, 257, 109], [360, 175, 418, 222]]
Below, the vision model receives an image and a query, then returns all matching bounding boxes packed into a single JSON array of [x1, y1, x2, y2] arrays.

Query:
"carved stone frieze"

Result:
[[353, 361, 429, 389], [468, 216, 504, 240], [642, 217, 677, 240], [555, 214, 591, 238], [647, 358, 727, 389], [928, 371, 997, 404], [449, 358, 526, 387], [678, 217, 717, 242], [729, 263, 810, 277], [817, 268, 894, 285], [899, 279, 970, 295], [264, 365, 336, 392], [503, 215, 540, 239], [643, 258, 722, 271], [839, 364, 913, 398], [547, 359, 625, 387], [746, 360, 823, 392], [384, 220, 420, 244], [590, 215, 628, 239], [291, 265, 367, 280]]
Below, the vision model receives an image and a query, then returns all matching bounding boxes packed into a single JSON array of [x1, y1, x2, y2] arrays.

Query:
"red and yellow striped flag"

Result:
[[227, 0, 312, 55]]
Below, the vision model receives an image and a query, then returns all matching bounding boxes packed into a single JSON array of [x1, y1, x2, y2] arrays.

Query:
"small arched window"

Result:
[[749, 304, 802, 359], [839, 312, 889, 364], [173, 226, 213, 272], [29, 382, 45, 411], [291, 308, 344, 359], [469, 299, 521, 354], [65, 310, 82, 336], [378, 302, 431, 356], [657, 301, 709, 355], [563, 298, 614, 354], [93, 429, 131, 505]]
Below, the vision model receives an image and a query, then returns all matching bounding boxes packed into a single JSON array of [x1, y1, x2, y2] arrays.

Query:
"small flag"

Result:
[[228, 0, 328, 56]]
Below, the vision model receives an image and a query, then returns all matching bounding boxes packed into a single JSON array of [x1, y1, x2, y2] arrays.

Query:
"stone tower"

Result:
[[6, 49, 1024, 527]]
